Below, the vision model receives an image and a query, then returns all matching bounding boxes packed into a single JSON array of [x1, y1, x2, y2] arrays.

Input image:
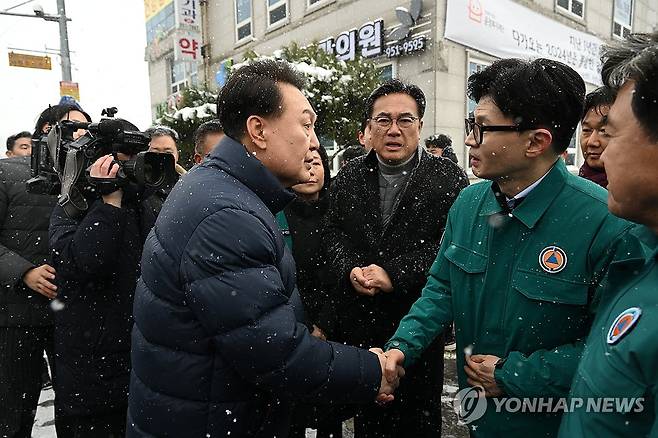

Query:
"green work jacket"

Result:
[[559, 225, 658, 437], [385, 160, 633, 437]]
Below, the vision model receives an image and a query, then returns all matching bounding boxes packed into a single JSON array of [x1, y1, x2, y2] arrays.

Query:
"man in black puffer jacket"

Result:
[[0, 155, 57, 438], [127, 59, 397, 438], [49, 119, 169, 437]]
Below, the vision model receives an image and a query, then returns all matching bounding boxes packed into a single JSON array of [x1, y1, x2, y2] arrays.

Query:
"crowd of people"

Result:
[[0, 30, 656, 438]]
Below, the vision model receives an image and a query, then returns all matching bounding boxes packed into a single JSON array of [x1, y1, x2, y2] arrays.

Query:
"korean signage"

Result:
[[175, 0, 200, 29], [444, 0, 603, 85], [174, 31, 201, 61], [8, 52, 52, 70], [317, 0, 428, 61], [318, 19, 426, 61], [319, 20, 385, 61]]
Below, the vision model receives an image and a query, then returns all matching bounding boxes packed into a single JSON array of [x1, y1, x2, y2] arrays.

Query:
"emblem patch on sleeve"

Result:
[[607, 307, 642, 345]]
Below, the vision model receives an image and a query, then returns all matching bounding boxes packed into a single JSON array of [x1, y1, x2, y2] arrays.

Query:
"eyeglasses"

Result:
[[370, 115, 420, 129], [465, 118, 530, 145]]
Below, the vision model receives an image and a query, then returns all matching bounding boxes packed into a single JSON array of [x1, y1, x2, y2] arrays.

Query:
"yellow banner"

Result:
[[8, 52, 52, 70]]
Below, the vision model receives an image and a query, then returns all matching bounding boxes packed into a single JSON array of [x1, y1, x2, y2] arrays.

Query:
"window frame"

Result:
[[555, 0, 585, 20], [267, 0, 289, 29], [234, 0, 253, 43], [377, 61, 397, 81], [612, 0, 633, 40], [306, 0, 334, 13]]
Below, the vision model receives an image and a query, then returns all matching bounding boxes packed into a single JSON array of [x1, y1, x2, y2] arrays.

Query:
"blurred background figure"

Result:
[[340, 145, 366, 169], [147, 125, 186, 175], [193, 119, 224, 164], [5, 131, 32, 158], [425, 133, 459, 164], [578, 86, 616, 188]]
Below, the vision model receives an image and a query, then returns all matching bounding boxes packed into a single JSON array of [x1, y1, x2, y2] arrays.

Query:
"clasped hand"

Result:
[[369, 348, 406, 404], [350, 265, 393, 296]]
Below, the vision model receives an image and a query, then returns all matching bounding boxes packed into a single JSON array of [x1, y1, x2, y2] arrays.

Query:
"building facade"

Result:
[[144, 0, 657, 169]]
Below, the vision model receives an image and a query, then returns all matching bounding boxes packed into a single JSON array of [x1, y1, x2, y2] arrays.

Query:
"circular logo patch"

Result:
[[539, 246, 568, 273], [607, 307, 642, 345]]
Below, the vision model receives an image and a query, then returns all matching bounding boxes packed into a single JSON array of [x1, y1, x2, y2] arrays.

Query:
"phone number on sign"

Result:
[[385, 37, 426, 58]]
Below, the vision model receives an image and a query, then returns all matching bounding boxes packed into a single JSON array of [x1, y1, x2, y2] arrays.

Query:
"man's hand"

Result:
[[90, 155, 123, 208], [362, 264, 393, 293], [464, 354, 504, 397], [383, 348, 406, 384], [350, 266, 379, 296], [311, 324, 326, 340], [23, 264, 57, 299], [369, 348, 404, 404]]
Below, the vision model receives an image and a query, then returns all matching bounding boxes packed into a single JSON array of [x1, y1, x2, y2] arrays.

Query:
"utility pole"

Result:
[[0, 1, 72, 81], [56, 0, 71, 82]]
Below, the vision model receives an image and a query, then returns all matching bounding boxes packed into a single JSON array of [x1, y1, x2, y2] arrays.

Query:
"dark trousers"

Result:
[[55, 409, 126, 438], [354, 336, 445, 438], [0, 326, 54, 438]]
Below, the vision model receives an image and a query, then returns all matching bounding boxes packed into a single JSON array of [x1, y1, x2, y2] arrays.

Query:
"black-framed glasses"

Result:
[[370, 115, 420, 129], [465, 118, 529, 145]]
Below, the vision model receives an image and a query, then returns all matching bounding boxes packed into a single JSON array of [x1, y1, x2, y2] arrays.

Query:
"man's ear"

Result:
[[525, 129, 553, 158], [245, 116, 267, 151]]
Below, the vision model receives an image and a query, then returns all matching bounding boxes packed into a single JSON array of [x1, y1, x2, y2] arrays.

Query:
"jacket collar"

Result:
[[207, 136, 295, 214], [480, 159, 567, 229]]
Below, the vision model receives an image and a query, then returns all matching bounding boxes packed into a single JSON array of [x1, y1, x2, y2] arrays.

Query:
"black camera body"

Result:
[[28, 110, 178, 218]]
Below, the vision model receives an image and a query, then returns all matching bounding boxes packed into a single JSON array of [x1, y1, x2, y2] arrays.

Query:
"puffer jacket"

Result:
[[0, 156, 56, 327], [127, 137, 382, 438], [49, 186, 160, 417]]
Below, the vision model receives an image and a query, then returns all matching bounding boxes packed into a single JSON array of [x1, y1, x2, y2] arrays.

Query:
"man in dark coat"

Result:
[[0, 155, 57, 438], [127, 59, 397, 438], [49, 140, 165, 437], [323, 79, 469, 438]]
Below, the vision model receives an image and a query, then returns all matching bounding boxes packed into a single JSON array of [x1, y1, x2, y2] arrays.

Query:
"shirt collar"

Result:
[[506, 168, 552, 202], [480, 159, 567, 229]]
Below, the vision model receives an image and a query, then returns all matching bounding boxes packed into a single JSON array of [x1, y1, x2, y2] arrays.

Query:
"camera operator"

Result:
[[48, 118, 167, 438]]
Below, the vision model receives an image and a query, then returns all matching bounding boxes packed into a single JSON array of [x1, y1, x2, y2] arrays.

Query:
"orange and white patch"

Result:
[[539, 246, 567, 274]]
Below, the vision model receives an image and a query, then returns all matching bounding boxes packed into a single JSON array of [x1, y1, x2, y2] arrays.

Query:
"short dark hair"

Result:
[[601, 31, 658, 142], [217, 59, 306, 141], [194, 119, 223, 154], [33, 103, 91, 137], [364, 79, 426, 121], [146, 125, 179, 142], [467, 58, 586, 154], [6, 131, 31, 151], [425, 134, 452, 149], [582, 86, 617, 119]]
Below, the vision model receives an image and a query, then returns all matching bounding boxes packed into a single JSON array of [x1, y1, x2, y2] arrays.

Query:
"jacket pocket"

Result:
[[513, 269, 589, 306], [444, 243, 487, 274]]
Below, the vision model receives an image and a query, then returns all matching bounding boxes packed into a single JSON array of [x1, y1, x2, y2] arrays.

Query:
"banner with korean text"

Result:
[[444, 0, 603, 85]]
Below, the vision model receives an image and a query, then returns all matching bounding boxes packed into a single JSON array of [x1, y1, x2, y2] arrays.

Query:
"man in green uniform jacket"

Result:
[[382, 58, 634, 437], [559, 31, 658, 437]]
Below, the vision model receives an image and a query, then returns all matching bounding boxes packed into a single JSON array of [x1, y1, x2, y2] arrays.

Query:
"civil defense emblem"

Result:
[[539, 246, 567, 274], [607, 307, 642, 345]]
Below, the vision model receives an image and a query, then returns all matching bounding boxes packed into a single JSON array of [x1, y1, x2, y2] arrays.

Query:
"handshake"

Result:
[[369, 348, 406, 404]]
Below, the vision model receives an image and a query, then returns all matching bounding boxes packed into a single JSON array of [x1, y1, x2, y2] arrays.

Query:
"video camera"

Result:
[[27, 108, 179, 218]]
